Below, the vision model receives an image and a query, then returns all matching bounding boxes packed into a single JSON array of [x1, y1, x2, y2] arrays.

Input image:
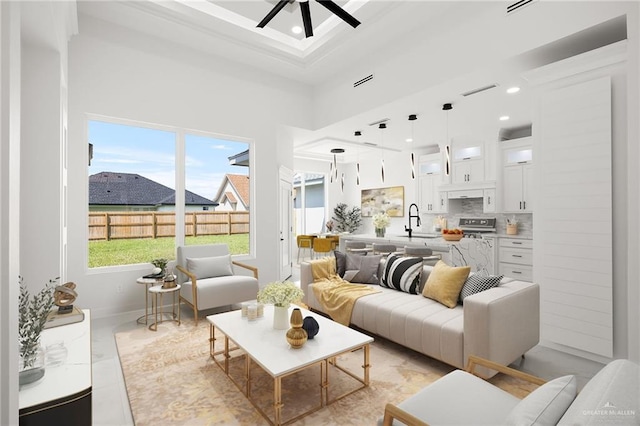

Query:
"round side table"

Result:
[[148, 284, 181, 331], [136, 277, 163, 325]]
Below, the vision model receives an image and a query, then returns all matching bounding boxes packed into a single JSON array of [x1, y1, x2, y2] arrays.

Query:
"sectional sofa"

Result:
[[300, 258, 540, 378]]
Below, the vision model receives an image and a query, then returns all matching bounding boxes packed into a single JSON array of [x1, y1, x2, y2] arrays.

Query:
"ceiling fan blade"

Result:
[[257, 0, 289, 28], [316, 0, 361, 28], [300, 1, 314, 38]]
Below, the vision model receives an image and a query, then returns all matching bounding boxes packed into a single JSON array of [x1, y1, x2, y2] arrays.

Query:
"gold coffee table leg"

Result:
[[274, 376, 283, 426]]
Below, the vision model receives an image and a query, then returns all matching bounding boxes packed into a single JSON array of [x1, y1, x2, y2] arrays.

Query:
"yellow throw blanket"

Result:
[[309, 259, 381, 325]]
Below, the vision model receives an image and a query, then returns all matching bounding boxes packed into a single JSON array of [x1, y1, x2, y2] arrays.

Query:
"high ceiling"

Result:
[[74, 1, 626, 164]]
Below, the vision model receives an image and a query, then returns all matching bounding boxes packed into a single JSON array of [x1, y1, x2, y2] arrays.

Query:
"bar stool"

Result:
[[372, 243, 399, 257], [403, 246, 441, 265], [326, 235, 340, 251], [313, 237, 334, 258], [345, 241, 372, 255], [296, 235, 315, 262]]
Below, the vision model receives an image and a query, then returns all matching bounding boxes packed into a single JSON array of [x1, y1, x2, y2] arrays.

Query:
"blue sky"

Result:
[[88, 120, 248, 200]]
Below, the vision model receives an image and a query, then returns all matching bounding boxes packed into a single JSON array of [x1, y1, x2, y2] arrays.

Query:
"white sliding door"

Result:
[[535, 76, 612, 358]]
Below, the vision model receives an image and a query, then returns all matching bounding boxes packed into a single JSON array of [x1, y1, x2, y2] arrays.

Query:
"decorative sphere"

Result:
[[302, 316, 320, 339]]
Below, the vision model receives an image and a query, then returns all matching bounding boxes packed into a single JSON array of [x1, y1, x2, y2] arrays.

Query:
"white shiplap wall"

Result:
[[536, 76, 613, 357]]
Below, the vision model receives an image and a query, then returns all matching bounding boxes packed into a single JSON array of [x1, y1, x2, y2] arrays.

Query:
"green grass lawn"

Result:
[[88, 234, 250, 268]]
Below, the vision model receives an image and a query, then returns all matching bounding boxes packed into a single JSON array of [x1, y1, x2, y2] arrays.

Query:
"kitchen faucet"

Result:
[[405, 203, 421, 238]]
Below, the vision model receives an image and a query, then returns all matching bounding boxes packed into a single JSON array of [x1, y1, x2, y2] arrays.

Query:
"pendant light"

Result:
[[408, 114, 417, 179], [354, 131, 362, 186], [330, 148, 344, 184], [379, 123, 386, 183], [442, 103, 453, 176]]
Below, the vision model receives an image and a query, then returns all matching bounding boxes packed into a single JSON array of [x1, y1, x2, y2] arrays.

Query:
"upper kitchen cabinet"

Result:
[[500, 137, 533, 213], [418, 153, 447, 213], [451, 141, 485, 184]]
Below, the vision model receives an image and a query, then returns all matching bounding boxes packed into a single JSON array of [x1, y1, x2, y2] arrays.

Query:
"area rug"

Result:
[[115, 318, 536, 425]]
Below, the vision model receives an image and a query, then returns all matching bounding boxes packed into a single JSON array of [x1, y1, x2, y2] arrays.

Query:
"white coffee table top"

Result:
[[207, 305, 373, 377]]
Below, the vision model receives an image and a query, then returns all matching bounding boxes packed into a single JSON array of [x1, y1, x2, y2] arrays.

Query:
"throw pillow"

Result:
[[459, 274, 504, 302], [505, 375, 577, 426], [334, 250, 347, 278], [380, 254, 423, 294], [186, 255, 233, 279], [343, 253, 382, 284], [422, 260, 470, 308]]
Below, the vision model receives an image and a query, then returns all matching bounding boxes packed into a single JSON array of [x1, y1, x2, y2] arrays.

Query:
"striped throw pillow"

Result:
[[459, 274, 503, 302], [380, 254, 423, 294]]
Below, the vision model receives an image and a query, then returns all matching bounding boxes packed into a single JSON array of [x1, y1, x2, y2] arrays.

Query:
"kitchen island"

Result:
[[338, 234, 495, 274]]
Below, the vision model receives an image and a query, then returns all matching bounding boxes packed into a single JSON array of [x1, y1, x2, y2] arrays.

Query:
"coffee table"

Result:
[[206, 305, 373, 425]]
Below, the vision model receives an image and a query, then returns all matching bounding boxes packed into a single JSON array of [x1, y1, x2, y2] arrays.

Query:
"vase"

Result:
[[273, 305, 290, 330], [19, 343, 45, 387], [302, 316, 320, 339], [286, 308, 308, 349], [375, 227, 386, 238]]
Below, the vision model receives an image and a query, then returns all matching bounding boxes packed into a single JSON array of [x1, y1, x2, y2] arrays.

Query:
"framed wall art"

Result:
[[361, 186, 404, 217]]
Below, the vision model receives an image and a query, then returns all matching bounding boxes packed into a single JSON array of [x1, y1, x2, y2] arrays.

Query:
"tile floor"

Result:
[[91, 263, 606, 425]]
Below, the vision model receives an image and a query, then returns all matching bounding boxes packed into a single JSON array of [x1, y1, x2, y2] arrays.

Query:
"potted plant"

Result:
[[257, 281, 305, 330], [151, 258, 168, 276], [332, 203, 362, 233], [18, 276, 56, 386]]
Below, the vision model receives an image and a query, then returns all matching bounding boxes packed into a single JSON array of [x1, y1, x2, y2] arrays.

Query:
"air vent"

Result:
[[462, 84, 498, 97], [368, 118, 390, 127], [354, 74, 374, 88], [506, 0, 536, 15]]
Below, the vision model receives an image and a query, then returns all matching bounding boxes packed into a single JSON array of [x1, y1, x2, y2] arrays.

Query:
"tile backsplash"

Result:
[[421, 198, 532, 236]]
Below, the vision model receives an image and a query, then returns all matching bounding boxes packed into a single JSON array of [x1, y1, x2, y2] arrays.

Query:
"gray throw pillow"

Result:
[[186, 255, 233, 279], [505, 375, 577, 426], [334, 250, 347, 278], [344, 253, 382, 284]]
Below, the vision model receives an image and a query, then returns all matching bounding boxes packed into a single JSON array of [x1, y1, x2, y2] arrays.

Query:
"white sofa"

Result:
[[382, 356, 639, 425], [300, 260, 540, 378]]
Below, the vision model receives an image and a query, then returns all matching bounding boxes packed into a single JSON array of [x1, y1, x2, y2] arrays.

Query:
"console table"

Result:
[[19, 310, 92, 426]]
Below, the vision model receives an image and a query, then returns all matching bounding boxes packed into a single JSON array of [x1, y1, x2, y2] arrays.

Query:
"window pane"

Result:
[[88, 120, 176, 268], [185, 134, 250, 255]]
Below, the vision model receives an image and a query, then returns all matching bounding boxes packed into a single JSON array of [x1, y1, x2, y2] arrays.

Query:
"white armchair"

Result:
[[176, 244, 259, 325]]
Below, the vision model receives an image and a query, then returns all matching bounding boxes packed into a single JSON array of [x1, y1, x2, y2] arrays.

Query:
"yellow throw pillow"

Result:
[[422, 260, 471, 308]]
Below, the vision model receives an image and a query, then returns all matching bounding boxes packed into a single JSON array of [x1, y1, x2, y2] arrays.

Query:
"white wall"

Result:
[[67, 16, 313, 318]]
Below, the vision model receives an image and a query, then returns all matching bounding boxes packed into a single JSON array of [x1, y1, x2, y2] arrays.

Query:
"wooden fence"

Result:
[[88, 211, 249, 240]]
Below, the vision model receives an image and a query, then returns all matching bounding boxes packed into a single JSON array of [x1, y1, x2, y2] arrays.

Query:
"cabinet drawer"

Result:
[[499, 263, 533, 282], [499, 247, 533, 266], [499, 238, 533, 249]]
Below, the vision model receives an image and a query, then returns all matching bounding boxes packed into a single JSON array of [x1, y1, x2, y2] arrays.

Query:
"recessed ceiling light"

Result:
[[291, 26, 303, 35], [499, 115, 510, 121], [507, 87, 520, 94], [406, 138, 413, 143]]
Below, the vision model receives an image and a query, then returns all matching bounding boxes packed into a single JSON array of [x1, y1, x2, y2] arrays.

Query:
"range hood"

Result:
[[448, 189, 483, 199]]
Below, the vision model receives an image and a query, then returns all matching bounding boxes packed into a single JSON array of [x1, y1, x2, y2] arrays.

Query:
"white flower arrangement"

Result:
[[257, 281, 304, 307], [372, 212, 391, 229]]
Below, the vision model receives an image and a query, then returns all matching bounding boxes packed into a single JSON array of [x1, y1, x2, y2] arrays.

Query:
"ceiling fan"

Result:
[[257, 0, 361, 38]]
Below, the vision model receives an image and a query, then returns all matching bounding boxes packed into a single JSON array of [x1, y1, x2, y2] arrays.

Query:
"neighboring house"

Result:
[[213, 174, 250, 211], [89, 171, 217, 212]]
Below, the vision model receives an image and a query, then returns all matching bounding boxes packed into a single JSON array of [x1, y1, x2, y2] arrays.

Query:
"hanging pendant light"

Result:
[[330, 148, 344, 185], [379, 123, 386, 183], [340, 172, 345, 194], [443, 103, 453, 176], [354, 131, 362, 186], [408, 114, 417, 179]]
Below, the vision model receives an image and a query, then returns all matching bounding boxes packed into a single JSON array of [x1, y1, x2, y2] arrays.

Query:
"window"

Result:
[[293, 172, 326, 235], [87, 118, 251, 268]]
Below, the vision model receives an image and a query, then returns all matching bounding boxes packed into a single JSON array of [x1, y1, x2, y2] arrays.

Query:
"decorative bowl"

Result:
[[442, 233, 464, 241]]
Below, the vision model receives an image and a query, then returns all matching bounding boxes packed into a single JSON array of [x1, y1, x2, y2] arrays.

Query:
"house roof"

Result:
[[213, 174, 249, 208], [89, 172, 216, 206], [223, 191, 237, 204]]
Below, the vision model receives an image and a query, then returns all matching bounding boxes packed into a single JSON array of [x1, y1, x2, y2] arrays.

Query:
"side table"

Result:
[[148, 284, 181, 331], [136, 277, 163, 325]]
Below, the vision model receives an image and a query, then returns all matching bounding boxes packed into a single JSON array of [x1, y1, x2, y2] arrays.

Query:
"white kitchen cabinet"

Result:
[[452, 159, 484, 184], [498, 237, 533, 282], [501, 138, 533, 213], [483, 188, 496, 213], [418, 153, 447, 213]]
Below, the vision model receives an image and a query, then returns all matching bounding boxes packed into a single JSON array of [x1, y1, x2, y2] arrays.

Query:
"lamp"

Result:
[[354, 131, 362, 186], [330, 148, 344, 184], [442, 103, 453, 176], [408, 114, 417, 179], [379, 123, 386, 183]]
